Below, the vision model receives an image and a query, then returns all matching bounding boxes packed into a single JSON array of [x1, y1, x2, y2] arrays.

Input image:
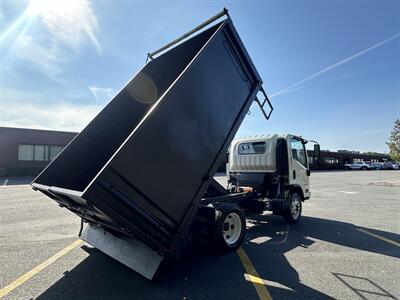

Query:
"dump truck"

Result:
[[228, 134, 319, 223], [31, 9, 319, 280]]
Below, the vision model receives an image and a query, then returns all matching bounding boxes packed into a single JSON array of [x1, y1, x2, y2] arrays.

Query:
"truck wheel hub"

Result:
[[223, 212, 242, 245], [290, 196, 301, 219]]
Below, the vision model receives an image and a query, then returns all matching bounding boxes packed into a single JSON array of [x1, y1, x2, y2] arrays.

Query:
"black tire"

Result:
[[344, 166, 350, 170], [214, 204, 246, 252], [283, 192, 302, 224], [361, 166, 367, 170]]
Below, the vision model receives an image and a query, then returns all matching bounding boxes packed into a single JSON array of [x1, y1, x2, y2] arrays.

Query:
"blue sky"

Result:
[[1, 0, 399, 153]]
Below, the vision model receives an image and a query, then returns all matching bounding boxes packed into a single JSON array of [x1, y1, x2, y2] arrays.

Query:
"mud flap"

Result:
[[80, 224, 164, 280]]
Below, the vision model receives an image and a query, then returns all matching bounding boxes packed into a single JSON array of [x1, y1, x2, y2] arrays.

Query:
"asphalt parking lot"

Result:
[[0, 171, 399, 300]]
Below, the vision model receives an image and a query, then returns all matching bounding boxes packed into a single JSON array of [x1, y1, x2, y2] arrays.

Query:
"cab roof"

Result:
[[232, 133, 300, 144]]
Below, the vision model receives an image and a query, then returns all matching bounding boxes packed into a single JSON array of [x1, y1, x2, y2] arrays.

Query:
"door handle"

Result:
[[293, 170, 296, 179]]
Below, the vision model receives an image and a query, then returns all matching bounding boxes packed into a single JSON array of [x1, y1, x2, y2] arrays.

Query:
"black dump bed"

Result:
[[32, 13, 268, 256]]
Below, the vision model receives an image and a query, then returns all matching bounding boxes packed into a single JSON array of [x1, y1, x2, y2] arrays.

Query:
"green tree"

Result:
[[387, 119, 400, 162]]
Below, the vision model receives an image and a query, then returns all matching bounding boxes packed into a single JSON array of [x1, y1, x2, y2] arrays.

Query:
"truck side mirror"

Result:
[[314, 144, 320, 159]]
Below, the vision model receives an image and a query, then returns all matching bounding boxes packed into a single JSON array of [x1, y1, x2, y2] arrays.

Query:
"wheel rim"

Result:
[[290, 195, 301, 220], [222, 212, 242, 245]]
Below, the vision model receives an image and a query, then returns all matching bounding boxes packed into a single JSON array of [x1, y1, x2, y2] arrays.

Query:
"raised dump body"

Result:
[[31, 9, 272, 279]]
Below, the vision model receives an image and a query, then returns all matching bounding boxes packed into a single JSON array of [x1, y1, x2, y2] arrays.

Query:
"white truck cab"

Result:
[[228, 134, 318, 223]]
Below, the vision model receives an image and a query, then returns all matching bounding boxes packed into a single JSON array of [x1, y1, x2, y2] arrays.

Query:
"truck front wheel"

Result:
[[283, 192, 302, 224], [214, 204, 246, 252]]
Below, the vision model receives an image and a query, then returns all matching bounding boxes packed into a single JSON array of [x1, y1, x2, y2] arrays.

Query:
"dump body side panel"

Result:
[[84, 22, 262, 252], [32, 19, 265, 257], [33, 23, 222, 193]]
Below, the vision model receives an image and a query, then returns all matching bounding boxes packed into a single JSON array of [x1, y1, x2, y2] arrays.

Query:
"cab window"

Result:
[[238, 141, 266, 155], [290, 138, 307, 167]]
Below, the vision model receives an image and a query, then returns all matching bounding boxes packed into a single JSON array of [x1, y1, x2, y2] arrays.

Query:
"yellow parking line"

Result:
[[357, 229, 400, 247], [0, 239, 83, 298], [236, 246, 273, 300]]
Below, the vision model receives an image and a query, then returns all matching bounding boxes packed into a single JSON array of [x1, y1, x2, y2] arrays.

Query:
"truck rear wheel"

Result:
[[214, 204, 246, 252], [283, 192, 302, 224]]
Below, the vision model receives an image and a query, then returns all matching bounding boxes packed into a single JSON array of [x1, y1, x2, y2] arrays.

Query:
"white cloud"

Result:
[[1, 0, 101, 78], [27, 0, 101, 53], [0, 89, 102, 132], [88, 86, 114, 103], [13, 35, 62, 76]]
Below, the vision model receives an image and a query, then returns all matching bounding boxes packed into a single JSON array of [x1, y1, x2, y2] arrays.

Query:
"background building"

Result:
[[0, 127, 77, 177], [307, 149, 390, 170], [0, 126, 391, 177]]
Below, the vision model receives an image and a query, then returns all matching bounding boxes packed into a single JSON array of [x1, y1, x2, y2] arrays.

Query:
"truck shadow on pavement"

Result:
[[36, 214, 399, 300], [242, 214, 399, 299]]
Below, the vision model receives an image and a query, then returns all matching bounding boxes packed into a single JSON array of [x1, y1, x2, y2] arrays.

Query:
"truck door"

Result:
[[289, 137, 310, 198]]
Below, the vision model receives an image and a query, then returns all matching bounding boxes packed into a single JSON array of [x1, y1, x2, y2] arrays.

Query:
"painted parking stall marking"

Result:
[[0, 240, 83, 298], [237, 246, 273, 300], [2, 179, 8, 189], [357, 229, 400, 247]]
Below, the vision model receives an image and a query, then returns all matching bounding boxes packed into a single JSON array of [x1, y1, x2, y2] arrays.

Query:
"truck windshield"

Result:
[[290, 138, 307, 167]]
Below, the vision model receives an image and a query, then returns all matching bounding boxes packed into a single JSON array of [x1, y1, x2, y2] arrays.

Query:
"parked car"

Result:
[[344, 161, 372, 170], [370, 162, 385, 170], [384, 162, 399, 170]]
